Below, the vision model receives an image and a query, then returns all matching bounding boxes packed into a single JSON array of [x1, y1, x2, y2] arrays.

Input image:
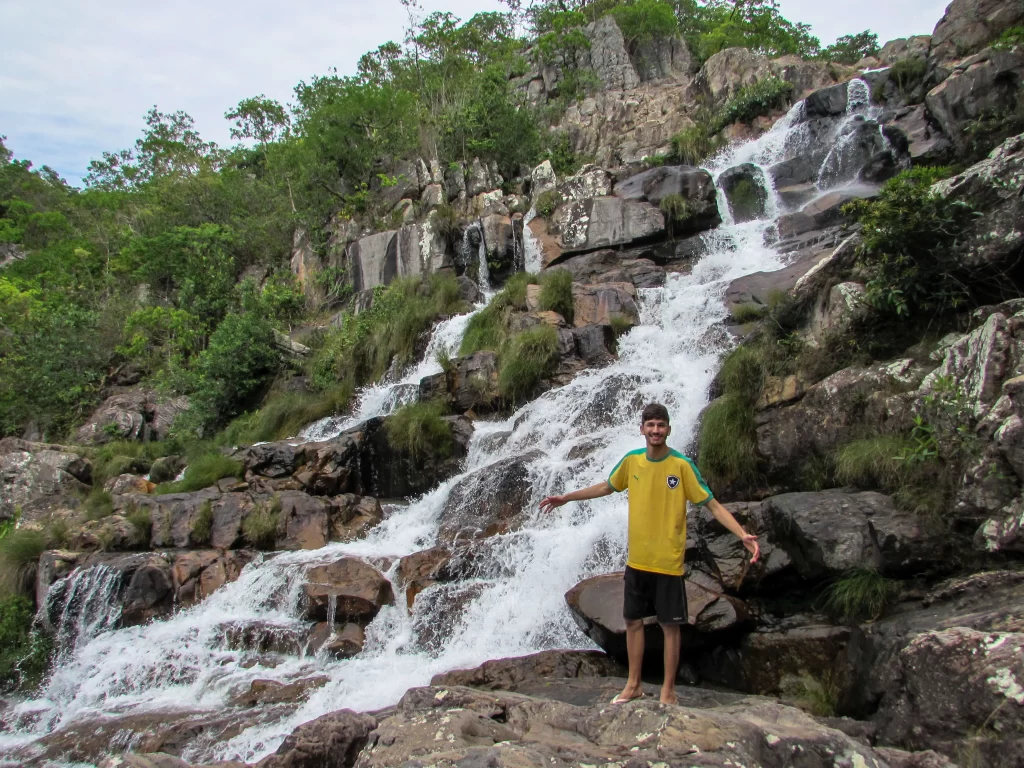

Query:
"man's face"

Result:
[[641, 418, 671, 445]]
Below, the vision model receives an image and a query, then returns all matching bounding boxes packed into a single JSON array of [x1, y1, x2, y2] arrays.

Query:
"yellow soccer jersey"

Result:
[[607, 448, 713, 576]]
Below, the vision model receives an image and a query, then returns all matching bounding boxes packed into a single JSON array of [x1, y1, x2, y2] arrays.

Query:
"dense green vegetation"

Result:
[[385, 400, 455, 458]]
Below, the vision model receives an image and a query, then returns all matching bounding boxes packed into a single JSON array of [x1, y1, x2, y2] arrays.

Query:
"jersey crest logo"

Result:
[[667, 475, 680, 489]]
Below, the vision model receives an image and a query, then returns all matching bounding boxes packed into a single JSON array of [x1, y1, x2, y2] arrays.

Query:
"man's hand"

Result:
[[539, 495, 568, 514], [740, 532, 760, 563]]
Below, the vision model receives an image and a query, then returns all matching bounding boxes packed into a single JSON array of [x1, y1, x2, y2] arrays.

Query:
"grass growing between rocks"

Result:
[[243, 497, 281, 550], [125, 506, 152, 548], [0, 595, 53, 692], [538, 270, 574, 324], [221, 383, 353, 446], [820, 567, 899, 622], [385, 400, 453, 459], [89, 440, 178, 487], [499, 326, 560, 404], [780, 672, 839, 717], [833, 436, 946, 516], [154, 452, 242, 494], [84, 488, 114, 521], [192, 500, 214, 545], [0, 524, 48, 596]]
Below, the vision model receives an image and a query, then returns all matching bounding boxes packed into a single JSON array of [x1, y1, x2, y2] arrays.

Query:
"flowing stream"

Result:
[[3, 82, 878, 765]]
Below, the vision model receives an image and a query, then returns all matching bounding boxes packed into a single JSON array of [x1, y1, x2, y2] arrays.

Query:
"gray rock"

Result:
[[444, 162, 466, 201], [75, 390, 189, 445], [572, 324, 617, 366], [530, 160, 556, 198], [438, 451, 542, 542], [258, 708, 377, 768], [718, 164, 769, 223], [878, 35, 932, 65], [0, 441, 91, 519], [802, 82, 849, 118], [699, 47, 774, 104], [571, 282, 639, 327], [302, 557, 394, 623], [581, 16, 640, 91], [928, 0, 1024, 65], [554, 197, 665, 254]]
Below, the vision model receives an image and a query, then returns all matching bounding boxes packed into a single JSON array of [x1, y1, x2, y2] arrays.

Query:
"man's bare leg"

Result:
[[613, 619, 645, 702], [660, 623, 681, 705]]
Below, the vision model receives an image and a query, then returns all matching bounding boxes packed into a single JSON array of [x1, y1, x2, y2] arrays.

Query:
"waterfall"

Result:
[[475, 223, 491, 293], [3, 80, 875, 764], [300, 308, 480, 443], [522, 209, 543, 274], [46, 565, 123, 659]]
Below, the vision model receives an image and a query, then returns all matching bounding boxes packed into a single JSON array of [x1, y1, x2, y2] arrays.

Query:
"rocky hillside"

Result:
[[2, 1, 1024, 767]]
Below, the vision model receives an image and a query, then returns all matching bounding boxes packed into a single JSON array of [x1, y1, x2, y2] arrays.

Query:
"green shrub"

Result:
[[834, 436, 912, 489], [221, 384, 353, 445], [845, 167, 973, 319], [0, 528, 48, 596], [611, 0, 678, 48], [535, 190, 563, 218], [659, 193, 697, 237], [993, 26, 1024, 51], [820, 567, 899, 622], [714, 78, 794, 130], [538, 270, 574, 323], [819, 31, 879, 64], [717, 343, 767, 405], [0, 595, 53, 692], [89, 440, 177, 487], [192, 500, 214, 544], [460, 273, 540, 356], [670, 125, 722, 166], [310, 274, 466, 392], [84, 488, 114, 521], [154, 451, 242, 494], [242, 497, 281, 550], [499, 325, 559, 403], [385, 400, 454, 459], [697, 393, 758, 490], [125, 506, 152, 549], [889, 57, 927, 96], [730, 303, 767, 324], [609, 314, 634, 338], [47, 518, 70, 549]]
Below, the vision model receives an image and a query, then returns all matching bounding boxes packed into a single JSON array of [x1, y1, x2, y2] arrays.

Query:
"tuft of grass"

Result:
[[192, 500, 214, 544], [670, 125, 723, 166], [717, 343, 767, 405], [88, 440, 176, 488], [889, 56, 927, 96], [154, 452, 242, 494], [498, 325, 559, 403], [780, 672, 839, 716], [459, 273, 540, 357], [385, 400, 453, 459], [84, 488, 114, 521], [47, 518, 70, 549], [819, 567, 899, 622], [833, 436, 913, 489], [125, 506, 152, 549], [538, 270, 574, 324], [220, 383, 353, 445], [609, 314, 634, 338], [535, 190, 562, 218], [0, 527, 48, 596], [731, 303, 767, 324], [242, 497, 281, 550], [798, 453, 836, 492], [698, 393, 759, 491]]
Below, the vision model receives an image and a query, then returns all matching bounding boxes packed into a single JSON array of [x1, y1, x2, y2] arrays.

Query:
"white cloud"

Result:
[[0, 0, 952, 186]]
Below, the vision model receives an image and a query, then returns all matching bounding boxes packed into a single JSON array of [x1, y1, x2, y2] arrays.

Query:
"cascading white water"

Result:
[[2, 84, 869, 765], [300, 308, 480, 443], [475, 224, 491, 293], [522, 209, 544, 274]]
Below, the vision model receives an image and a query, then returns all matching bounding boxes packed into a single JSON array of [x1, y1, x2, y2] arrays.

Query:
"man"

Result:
[[539, 402, 759, 705]]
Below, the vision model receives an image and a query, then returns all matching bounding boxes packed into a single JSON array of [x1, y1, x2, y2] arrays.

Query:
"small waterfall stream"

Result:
[[2, 80, 888, 765]]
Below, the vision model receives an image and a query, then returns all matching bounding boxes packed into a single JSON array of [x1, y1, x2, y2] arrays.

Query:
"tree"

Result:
[[820, 31, 879, 64]]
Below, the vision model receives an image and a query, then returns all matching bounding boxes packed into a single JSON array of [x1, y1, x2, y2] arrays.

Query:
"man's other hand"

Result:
[[539, 495, 567, 514], [741, 533, 760, 563]]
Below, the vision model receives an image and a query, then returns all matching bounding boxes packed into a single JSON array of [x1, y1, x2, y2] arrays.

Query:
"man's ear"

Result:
[[666, 424, 672, 437]]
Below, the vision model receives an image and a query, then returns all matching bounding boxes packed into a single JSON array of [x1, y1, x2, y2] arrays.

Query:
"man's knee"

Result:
[[624, 618, 644, 631], [658, 621, 681, 634]]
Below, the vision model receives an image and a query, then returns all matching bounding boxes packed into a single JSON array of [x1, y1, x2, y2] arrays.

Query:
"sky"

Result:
[[1, 0, 951, 186]]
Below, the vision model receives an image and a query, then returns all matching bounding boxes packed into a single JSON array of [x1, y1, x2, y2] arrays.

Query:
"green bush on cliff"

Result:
[[221, 384, 353, 445], [535, 190, 562, 219], [847, 167, 975, 320], [889, 57, 927, 97], [84, 489, 114, 521], [539, 269, 574, 324], [154, 452, 242, 494], [713, 78, 795, 130], [820, 567, 899, 622], [499, 325, 560, 403], [89, 441, 178, 488], [311, 274, 466, 393], [242, 496, 281, 550], [460, 273, 540, 357], [192, 500, 214, 544], [670, 125, 723, 167], [698, 393, 759, 491], [0, 595, 53, 692], [0, 526, 48, 596], [126, 507, 153, 548], [819, 31, 879, 64], [386, 400, 454, 459]]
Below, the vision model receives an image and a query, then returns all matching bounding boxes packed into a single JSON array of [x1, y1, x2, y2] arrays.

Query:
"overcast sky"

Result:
[[1, 0, 951, 186]]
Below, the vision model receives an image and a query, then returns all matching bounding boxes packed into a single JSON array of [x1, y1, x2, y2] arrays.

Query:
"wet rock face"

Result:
[[437, 451, 542, 543], [718, 163, 769, 223], [301, 557, 394, 623], [564, 570, 750, 663]]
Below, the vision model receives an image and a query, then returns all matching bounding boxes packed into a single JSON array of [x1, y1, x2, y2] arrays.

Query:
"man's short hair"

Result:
[[641, 403, 670, 425]]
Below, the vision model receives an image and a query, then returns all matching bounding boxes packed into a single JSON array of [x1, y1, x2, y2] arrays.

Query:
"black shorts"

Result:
[[623, 565, 689, 625]]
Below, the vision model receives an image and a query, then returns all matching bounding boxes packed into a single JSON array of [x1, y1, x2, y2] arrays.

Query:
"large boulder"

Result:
[[571, 282, 640, 327], [873, 627, 1024, 767], [437, 450, 542, 542], [0, 439, 91, 519], [718, 164, 769, 223], [932, 133, 1024, 269], [364, 414, 473, 498], [257, 708, 377, 768], [764, 491, 951, 578], [580, 15, 640, 91], [552, 196, 665, 254], [928, 0, 1024, 65], [432, 649, 625, 690], [550, 249, 664, 289], [613, 166, 719, 224], [699, 47, 774, 103], [74, 390, 189, 445], [925, 49, 1024, 156], [564, 570, 750, 663], [301, 557, 394, 623], [345, 223, 451, 293], [878, 35, 932, 65]]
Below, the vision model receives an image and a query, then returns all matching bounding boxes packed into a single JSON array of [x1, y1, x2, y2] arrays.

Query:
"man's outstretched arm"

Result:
[[706, 498, 760, 563], [539, 482, 615, 513]]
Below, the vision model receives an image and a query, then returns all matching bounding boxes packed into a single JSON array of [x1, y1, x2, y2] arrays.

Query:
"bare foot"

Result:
[[659, 689, 678, 705], [611, 683, 644, 704]]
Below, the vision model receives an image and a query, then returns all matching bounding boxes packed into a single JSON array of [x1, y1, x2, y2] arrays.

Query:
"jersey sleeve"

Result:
[[607, 453, 632, 492], [681, 458, 713, 505]]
